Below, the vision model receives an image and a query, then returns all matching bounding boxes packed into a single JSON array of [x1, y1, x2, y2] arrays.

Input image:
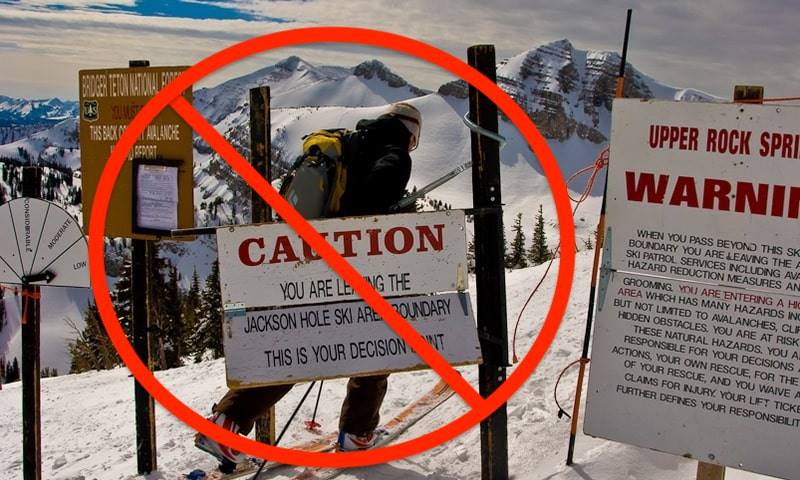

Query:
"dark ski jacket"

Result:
[[338, 114, 412, 217]]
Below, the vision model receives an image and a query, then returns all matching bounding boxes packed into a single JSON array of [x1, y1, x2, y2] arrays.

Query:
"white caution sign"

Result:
[[0, 198, 89, 288], [216, 210, 469, 309], [585, 99, 800, 480], [223, 292, 480, 387]]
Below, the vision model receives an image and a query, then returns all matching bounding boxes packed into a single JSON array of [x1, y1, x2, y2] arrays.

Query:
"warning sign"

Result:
[[585, 100, 800, 479], [78, 66, 194, 239], [216, 210, 469, 309], [224, 292, 480, 387]]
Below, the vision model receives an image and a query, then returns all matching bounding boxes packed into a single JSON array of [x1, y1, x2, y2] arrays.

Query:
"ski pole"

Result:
[[390, 111, 507, 212], [566, 7, 632, 467], [390, 160, 473, 211], [250, 381, 318, 480], [305, 381, 324, 431]]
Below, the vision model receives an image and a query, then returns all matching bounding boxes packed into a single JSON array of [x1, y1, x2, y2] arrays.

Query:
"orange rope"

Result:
[[510, 146, 609, 363], [1, 283, 41, 324], [566, 147, 609, 204]]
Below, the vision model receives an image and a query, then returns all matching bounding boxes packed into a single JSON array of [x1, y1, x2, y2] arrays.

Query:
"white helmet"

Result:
[[386, 102, 422, 151]]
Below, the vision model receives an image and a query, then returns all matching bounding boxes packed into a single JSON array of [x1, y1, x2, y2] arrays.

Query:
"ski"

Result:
[[284, 380, 455, 480], [188, 430, 339, 480], [187, 380, 454, 480]]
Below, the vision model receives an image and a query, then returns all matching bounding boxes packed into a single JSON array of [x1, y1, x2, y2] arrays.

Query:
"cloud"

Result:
[[1, 0, 799, 99]]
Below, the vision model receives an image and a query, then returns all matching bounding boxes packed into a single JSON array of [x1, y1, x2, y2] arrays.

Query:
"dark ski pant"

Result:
[[213, 374, 389, 437]]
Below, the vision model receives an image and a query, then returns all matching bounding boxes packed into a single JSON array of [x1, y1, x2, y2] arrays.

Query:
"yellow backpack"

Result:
[[279, 129, 352, 219]]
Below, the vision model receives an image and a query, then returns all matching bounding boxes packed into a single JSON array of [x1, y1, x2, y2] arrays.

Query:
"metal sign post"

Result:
[[567, 8, 632, 466], [126, 59, 158, 475], [132, 236, 156, 474], [467, 44, 509, 480]]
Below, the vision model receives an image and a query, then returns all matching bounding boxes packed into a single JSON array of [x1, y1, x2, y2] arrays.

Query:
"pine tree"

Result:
[[0, 286, 5, 334], [408, 186, 423, 212], [466, 237, 476, 273], [146, 242, 168, 371], [182, 269, 202, 360], [5, 357, 20, 383], [192, 260, 224, 361], [507, 213, 527, 269], [68, 302, 120, 373], [528, 205, 551, 265], [111, 259, 133, 342], [11, 357, 20, 382], [162, 263, 184, 368]]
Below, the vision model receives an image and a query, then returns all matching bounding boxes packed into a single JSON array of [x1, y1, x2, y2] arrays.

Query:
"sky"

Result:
[[1, 0, 799, 100]]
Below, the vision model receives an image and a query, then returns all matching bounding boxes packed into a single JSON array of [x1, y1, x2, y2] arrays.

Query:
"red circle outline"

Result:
[[87, 27, 575, 468]]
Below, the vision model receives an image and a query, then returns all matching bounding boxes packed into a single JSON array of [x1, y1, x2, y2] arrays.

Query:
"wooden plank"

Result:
[[697, 462, 726, 480]]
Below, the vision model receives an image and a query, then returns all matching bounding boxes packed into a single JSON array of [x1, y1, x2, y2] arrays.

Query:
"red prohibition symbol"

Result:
[[87, 27, 576, 468]]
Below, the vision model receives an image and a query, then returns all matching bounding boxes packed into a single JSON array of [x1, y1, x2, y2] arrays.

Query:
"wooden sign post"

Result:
[[21, 167, 42, 480], [249, 85, 276, 445]]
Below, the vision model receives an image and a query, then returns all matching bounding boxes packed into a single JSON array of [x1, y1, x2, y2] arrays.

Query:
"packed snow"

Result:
[[0, 252, 776, 480]]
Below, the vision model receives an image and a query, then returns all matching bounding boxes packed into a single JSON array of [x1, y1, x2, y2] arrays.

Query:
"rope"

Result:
[[0, 283, 41, 324], [566, 147, 609, 204], [553, 358, 589, 420], [509, 146, 608, 363]]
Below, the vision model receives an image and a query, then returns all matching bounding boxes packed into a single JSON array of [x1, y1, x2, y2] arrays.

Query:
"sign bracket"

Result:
[[20, 271, 55, 285]]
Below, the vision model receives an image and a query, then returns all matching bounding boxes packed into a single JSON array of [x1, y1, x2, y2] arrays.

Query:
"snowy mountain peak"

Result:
[[354, 59, 397, 81], [492, 40, 717, 144], [0, 95, 77, 126], [537, 38, 576, 60], [275, 55, 312, 72], [194, 56, 427, 124]]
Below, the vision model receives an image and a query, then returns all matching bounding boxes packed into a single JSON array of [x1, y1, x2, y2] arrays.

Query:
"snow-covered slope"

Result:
[[0, 118, 80, 169], [0, 96, 78, 146], [0, 253, 773, 480], [1, 42, 705, 378]]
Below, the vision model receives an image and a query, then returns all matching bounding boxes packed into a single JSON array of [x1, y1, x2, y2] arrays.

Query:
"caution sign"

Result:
[[78, 66, 194, 239], [216, 210, 469, 308], [224, 292, 480, 387], [217, 209, 478, 385], [585, 100, 800, 479]]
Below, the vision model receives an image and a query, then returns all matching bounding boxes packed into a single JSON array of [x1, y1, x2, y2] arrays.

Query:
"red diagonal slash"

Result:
[[170, 95, 485, 409]]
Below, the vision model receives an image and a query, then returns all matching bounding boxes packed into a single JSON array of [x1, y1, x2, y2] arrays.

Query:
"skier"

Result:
[[195, 102, 423, 465]]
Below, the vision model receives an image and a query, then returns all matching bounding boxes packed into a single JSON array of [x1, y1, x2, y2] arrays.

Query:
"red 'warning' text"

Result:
[[625, 171, 800, 218]]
